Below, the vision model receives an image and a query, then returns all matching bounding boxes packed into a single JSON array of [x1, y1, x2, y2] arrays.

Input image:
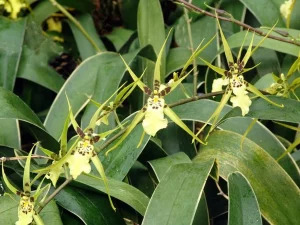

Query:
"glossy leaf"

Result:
[[226, 29, 300, 57], [228, 172, 262, 225], [142, 160, 215, 225], [138, 0, 165, 85], [172, 100, 300, 186], [73, 174, 150, 215], [220, 95, 300, 123], [194, 130, 300, 225], [148, 152, 191, 182], [44, 47, 154, 140], [239, 0, 284, 26], [56, 186, 125, 225], [68, 13, 106, 60]]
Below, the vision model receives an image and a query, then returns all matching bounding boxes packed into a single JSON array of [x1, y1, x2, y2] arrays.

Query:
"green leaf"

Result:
[[172, 100, 300, 186], [174, 15, 217, 63], [56, 186, 125, 225], [226, 29, 300, 57], [228, 172, 262, 225], [73, 174, 150, 215], [68, 14, 106, 60], [105, 27, 134, 52], [0, 195, 62, 225], [17, 17, 64, 93], [142, 160, 215, 225], [220, 96, 300, 123], [239, 0, 284, 27], [44, 48, 153, 140], [100, 124, 150, 181], [194, 130, 300, 225], [166, 47, 204, 77], [0, 119, 20, 149], [0, 17, 26, 90], [148, 152, 191, 182], [138, 0, 165, 85]]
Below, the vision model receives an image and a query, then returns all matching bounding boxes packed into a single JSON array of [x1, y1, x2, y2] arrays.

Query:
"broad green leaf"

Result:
[[44, 47, 154, 140], [226, 29, 300, 57], [105, 27, 134, 51], [119, 0, 139, 30], [228, 172, 262, 225], [0, 86, 59, 150], [148, 152, 191, 182], [142, 160, 215, 225], [172, 100, 300, 186], [0, 119, 20, 149], [239, 0, 284, 26], [73, 174, 150, 215], [17, 17, 64, 93], [30, 0, 58, 24], [175, 15, 217, 63], [0, 17, 26, 90], [0, 195, 62, 225], [166, 47, 203, 77], [56, 186, 125, 225], [99, 124, 150, 181], [138, 0, 165, 85], [68, 14, 106, 60], [251, 48, 280, 77], [220, 95, 300, 123], [194, 130, 300, 225]]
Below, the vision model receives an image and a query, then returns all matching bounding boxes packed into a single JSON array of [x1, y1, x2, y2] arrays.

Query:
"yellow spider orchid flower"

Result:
[[195, 13, 283, 140], [105, 30, 213, 155], [0, 0, 27, 19], [280, 0, 295, 28], [2, 148, 49, 225]]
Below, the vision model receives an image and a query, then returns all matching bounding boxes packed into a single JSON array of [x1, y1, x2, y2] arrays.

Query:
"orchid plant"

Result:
[[195, 14, 284, 139], [105, 31, 215, 155], [2, 149, 50, 225]]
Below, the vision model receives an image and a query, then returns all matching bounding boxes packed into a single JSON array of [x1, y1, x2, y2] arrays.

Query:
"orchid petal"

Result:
[[200, 57, 227, 76], [23, 148, 34, 193], [247, 83, 284, 108], [2, 162, 19, 194], [120, 55, 147, 91], [105, 110, 146, 155], [154, 28, 173, 83], [91, 156, 116, 211], [215, 12, 234, 64], [163, 106, 206, 145]]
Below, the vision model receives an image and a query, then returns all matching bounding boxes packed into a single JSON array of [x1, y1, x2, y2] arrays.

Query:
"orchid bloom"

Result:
[[66, 128, 99, 179], [195, 13, 283, 139], [280, 0, 295, 28], [0, 0, 27, 19], [105, 30, 211, 155], [2, 150, 48, 225]]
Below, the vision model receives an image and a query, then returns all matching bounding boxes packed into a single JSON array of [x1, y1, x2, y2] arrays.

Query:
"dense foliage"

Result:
[[0, 0, 300, 224]]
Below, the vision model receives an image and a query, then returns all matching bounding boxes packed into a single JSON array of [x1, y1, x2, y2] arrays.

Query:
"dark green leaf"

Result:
[[142, 160, 215, 225], [73, 174, 150, 215], [228, 172, 262, 225], [194, 130, 300, 225]]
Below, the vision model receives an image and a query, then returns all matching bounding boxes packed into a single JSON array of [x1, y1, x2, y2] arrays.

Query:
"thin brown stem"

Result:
[[0, 155, 52, 162], [175, 0, 300, 47]]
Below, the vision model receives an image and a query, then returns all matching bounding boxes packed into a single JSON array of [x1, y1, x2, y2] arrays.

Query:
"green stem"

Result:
[[49, 0, 101, 52]]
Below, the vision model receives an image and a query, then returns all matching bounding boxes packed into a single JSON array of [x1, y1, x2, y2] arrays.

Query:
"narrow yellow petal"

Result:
[[91, 157, 116, 211], [200, 57, 226, 76], [163, 106, 207, 145], [105, 110, 145, 155], [215, 12, 234, 64], [247, 83, 284, 108]]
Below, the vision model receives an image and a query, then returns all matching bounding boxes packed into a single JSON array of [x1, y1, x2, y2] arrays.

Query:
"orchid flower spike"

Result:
[[105, 29, 214, 155], [195, 13, 283, 140], [2, 148, 49, 225]]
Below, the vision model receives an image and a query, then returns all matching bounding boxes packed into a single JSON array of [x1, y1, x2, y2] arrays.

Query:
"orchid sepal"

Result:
[[163, 106, 207, 145]]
